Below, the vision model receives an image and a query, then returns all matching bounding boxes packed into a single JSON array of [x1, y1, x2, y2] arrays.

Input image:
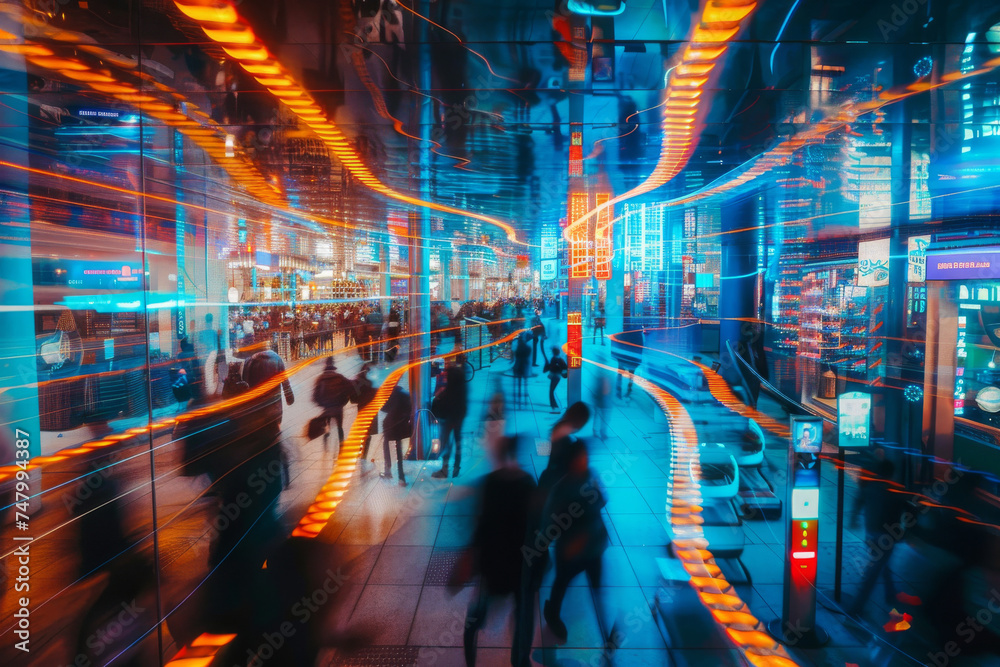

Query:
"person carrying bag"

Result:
[[542, 347, 568, 413]]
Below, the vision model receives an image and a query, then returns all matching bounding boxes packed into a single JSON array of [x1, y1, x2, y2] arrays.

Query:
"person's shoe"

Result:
[[380, 472, 393, 481], [452, 467, 460, 478], [544, 601, 567, 643], [398, 479, 408, 487], [431, 466, 449, 479]]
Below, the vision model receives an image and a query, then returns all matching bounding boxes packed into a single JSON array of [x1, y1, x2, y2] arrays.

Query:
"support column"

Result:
[[719, 193, 758, 358], [408, 0, 433, 420], [0, 45, 41, 465], [439, 245, 452, 305], [460, 255, 470, 302], [883, 102, 912, 449], [565, 12, 589, 408], [379, 250, 391, 316]]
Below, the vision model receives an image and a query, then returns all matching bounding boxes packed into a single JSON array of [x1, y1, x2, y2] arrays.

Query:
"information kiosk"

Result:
[[768, 415, 829, 646]]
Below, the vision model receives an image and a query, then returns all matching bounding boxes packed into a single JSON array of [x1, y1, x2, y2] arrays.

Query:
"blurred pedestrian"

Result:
[[313, 357, 353, 453], [521, 403, 591, 651], [613, 322, 644, 398], [380, 385, 411, 485], [221, 362, 249, 398], [480, 390, 507, 463], [352, 363, 378, 473], [242, 344, 296, 428], [542, 439, 610, 647], [848, 447, 906, 617], [530, 309, 547, 366], [512, 333, 531, 407], [592, 374, 612, 440], [593, 307, 606, 344], [463, 435, 536, 666], [542, 346, 568, 413], [432, 362, 468, 479]]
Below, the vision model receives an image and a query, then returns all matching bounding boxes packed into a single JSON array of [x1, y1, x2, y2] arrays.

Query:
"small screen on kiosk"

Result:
[[792, 418, 822, 453]]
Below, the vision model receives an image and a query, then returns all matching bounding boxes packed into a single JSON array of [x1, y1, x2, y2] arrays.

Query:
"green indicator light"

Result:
[[800, 521, 808, 529]]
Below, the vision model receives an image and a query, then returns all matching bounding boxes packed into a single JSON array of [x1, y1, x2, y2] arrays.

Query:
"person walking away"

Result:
[[313, 357, 353, 453], [432, 362, 468, 478], [513, 332, 531, 408], [221, 362, 249, 398], [591, 374, 611, 440], [463, 435, 536, 667], [521, 403, 592, 652], [593, 307, 606, 344], [242, 344, 296, 430], [613, 321, 644, 399], [480, 390, 507, 463], [380, 385, 410, 485], [352, 363, 379, 473], [542, 438, 611, 650], [542, 346, 568, 413], [847, 447, 906, 618], [530, 309, 547, 366]]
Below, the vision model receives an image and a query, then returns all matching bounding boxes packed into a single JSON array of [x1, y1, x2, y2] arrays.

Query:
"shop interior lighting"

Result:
[[564, 0, 758, 245], [173, 0, 526, 247]]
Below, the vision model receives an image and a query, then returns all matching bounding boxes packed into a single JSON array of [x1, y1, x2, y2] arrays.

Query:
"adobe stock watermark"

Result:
[[521, 453, 639, 566], [851, 465, 964, 572], [928, 588, 1000, 667], [876, 0, 929, 42], [62, 599, 145, 667]]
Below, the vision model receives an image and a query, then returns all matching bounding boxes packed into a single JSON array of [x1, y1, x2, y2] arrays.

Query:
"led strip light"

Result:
[[292, 327, 525, 537], [563, 0, 758, 242], [172, 0, 526, 246], [662, 53, 1000, 208], [582, 356, 800, 667], [0, 10, 285, 206]]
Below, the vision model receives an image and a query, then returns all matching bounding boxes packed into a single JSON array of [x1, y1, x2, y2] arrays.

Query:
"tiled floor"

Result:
[[297, 329, 974, 666]]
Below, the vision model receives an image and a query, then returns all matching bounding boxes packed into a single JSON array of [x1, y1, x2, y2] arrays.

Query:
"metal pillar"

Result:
[[565, 12, 588, 408], [0, 44, 41, 465], [719, 193, 758, 356], [883, 101, 912, 449], [379, 251, 391, 316], [408, 0, 433, 421], [440, 246, 452, 305]]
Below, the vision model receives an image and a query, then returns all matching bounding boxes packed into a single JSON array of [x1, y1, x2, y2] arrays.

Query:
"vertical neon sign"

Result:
[[567, 311, 582, 367], [595, 192, 612, 280], [570, 192, 590, 279]]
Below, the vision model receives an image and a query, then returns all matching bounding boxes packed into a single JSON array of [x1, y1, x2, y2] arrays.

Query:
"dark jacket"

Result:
[[381, 386, 412, 441], [472, 467, 536, 595], [513, 336, 531, 377], [243, 349, 295, 425], [438, 364, 468, 422], [543, 355, 567, 380], [313, 369, 353, 409], [543, 466, 609, 562]]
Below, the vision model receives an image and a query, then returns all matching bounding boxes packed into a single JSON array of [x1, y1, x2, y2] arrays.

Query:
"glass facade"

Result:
[[3, 0, 1000, 665]]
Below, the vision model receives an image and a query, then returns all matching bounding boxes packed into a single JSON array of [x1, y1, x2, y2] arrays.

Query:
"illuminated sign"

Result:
[[791, 488, 819, 520], [541, 235, 558, 260], [791, 415, 823, 454], [595, 192, 612, 280], [569, 126, 583, 176], [857, 238, 891, 287], [541, 259, 558, 281], [567, 311, 582, 368], [569, 192, 590, 278], [837, 392, 871, 449], [926, 248, 1000, 280], [907, 235, 930, 283]]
